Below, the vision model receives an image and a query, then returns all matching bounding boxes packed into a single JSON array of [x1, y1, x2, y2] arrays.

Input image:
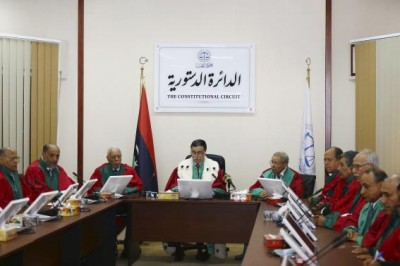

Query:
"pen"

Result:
[[370, 251, 382, 265]]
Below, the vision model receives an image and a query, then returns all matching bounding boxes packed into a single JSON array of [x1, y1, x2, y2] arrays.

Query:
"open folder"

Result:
[[257, 177, 285, 195], [71, 179, 97, 199], [58, 183, 79, 204], [100, 175, 132, 194], [0, 198, 29, 227], [177, 179, 213, 199], [23, 191, 59, 220]]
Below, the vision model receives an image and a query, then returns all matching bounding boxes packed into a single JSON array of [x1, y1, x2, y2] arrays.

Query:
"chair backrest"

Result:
[[185, 154, 226, 175], [301, 174, 316, 198]]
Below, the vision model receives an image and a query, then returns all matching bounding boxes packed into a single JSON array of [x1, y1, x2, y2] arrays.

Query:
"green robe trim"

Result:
[[0, 166, 23, 199], [324, 174, 356, 215], [261, 167, 294, 187], [192, 161, 204, 179], [97, 164, 136, 194], [38, 157, 60, 190], [323, 211, 341, 229], [370, 211, 400, 255], [343, 198, 384, 246], [325, 170, 339, 197], [100, 164, 126, 185]]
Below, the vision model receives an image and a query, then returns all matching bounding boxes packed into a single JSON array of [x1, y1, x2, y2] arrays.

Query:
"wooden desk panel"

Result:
[[242, 202, 362, 266], [129, 199, 260, 243], [0, 200, 120, 266]]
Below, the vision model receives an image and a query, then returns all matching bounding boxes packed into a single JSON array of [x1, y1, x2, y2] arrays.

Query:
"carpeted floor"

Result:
[[116, 241, 244, 266]]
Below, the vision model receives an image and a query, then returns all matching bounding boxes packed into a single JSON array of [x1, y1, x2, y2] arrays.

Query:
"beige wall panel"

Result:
[[50, 44, 59, 143], [30, 42, 39, 160], [30, 42, 59, 160], [376, 37, 400, 174], [355, 42, 376, 151]]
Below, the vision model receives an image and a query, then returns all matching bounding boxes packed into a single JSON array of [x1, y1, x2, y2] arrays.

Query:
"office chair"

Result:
[[184, 153, 236, 193], [165, 154, 230, 261], [301, 174, 316, 199], [184, 153, 225, 175]]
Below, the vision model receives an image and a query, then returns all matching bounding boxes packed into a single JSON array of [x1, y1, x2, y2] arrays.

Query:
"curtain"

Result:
[[376, 37, 400, 174], [30, 41, 59, 161], [355, 36, 400, 174], [0, 38, 31, 173]]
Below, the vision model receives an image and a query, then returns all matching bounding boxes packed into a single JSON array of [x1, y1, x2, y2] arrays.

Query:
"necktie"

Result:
[[47, 167, 53, 176], [8, 173, 15, 183], [8, 173, 18, 195], [195, 164, 200, 178], [274, 174, 280, 179], [363, 204, 374, 232]]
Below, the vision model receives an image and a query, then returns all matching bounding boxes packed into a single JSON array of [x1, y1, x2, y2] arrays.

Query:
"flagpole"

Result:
[[306, 57, 311, 89], [134, 56, 159, 192], [299, 57, 315, 176], [139, 56, 149, 91]]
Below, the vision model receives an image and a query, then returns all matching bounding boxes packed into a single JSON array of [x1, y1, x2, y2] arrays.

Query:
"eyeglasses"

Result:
[[2, 156, 20, 162], [270, 160, 282, 166], [191, 151, 205, 157], [352, 163, 369, 170]]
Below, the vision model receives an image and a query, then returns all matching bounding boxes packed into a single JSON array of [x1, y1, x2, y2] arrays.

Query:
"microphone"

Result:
[[296, 206, 314, 223], [293, 197, 313, 218], [72, 172, 79, 181], [224, 174, 236, 190], [72, 172, 84, 184]]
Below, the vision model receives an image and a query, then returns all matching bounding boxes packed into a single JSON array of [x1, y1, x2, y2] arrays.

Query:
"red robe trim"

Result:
[[24, 160, 75, 201], [361, 210, 390, 248], [0, 172, 31, 208], [321, 172, 341, 199], [378, 226, 400, 262], [329, 177, 360, 213], [332, 196, 367, 231]]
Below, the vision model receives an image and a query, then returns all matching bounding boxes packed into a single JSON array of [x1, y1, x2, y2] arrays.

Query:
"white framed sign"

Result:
[[154, 43, 255, 113]]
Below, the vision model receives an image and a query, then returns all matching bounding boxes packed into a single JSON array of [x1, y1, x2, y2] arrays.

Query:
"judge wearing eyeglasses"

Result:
[[249, 151, 303, 200], [0, 147, 31, 208]]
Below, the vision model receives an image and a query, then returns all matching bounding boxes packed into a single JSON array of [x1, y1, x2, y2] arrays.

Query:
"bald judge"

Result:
[[25, 144, 75, 200]]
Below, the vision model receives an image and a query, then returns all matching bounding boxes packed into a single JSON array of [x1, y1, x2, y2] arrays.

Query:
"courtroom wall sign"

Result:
[[154, 43, 255, 113]]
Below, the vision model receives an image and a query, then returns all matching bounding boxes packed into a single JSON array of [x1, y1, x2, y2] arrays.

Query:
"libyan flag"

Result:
[[133, 85, 158, 192]]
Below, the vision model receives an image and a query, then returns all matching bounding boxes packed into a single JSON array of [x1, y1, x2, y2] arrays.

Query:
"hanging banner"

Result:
[[154, 43, 255, 113]]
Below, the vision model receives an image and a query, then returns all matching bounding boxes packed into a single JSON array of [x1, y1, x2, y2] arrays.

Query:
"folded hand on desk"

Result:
[[259, 191, 270, 200], [356, 253, 375, 264], [314, 214, 326, 226], [346, 230, 359, 242], [362, 257, 380, 266], [351, 247, 369, 255]]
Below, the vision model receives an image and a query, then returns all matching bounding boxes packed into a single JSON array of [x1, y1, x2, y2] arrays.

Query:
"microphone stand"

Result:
[[73, 172, 84, 188], [303, 231, 348, 265]]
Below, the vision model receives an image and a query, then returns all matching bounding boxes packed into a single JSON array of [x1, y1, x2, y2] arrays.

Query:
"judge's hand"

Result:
[[352, 247, 369, 255], [347, 231, 359, 242], [362, 257, 380, 266], [259, 191, 271, 200], [357, 253, 374, 262], [311, 202, 325, 214], [314, 215, 326, 227]]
